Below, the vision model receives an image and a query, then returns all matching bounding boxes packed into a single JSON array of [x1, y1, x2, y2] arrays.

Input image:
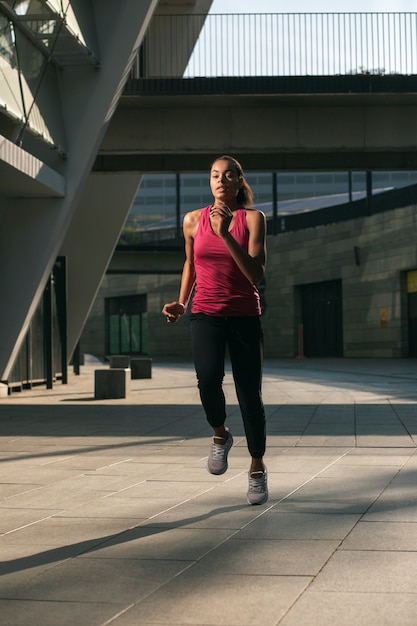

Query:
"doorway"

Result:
[[300, 279, 343, 357], [407, 270, 417, 357]]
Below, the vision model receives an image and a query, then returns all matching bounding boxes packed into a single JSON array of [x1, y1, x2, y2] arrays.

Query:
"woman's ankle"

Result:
[[250, 457, 265, 474], [213, 426, 228, 441]]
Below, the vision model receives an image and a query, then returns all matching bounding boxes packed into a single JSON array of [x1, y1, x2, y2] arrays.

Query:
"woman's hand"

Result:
[[210, 204, 233, 239], [162, 301, 186, 323]]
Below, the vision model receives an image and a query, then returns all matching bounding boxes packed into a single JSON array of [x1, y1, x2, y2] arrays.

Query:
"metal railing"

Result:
[[132, 13, 417, 78]]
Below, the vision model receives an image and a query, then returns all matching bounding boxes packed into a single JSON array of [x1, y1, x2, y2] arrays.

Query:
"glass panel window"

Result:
[[109, 315, 119, 354], [105, 295, 147, 355], [141, 313, 148, 354], [130, 314, 140, 353], [124, 174, 176, 243], [120, 314, 130, 353]]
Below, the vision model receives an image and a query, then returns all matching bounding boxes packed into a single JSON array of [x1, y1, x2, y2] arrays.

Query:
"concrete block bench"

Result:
[[94, 368, 130, 399], [109, 355, 130, 369], [130, 357, 152, 379]]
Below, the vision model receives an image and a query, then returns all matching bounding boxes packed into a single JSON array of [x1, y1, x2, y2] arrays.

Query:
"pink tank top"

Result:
[[192, 206, 261, 316]]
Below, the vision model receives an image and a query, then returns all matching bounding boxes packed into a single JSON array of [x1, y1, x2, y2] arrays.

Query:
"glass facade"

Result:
[[1, 5, 56, 147], [121, 170, 417, 245], [0, 1, 97, 155]]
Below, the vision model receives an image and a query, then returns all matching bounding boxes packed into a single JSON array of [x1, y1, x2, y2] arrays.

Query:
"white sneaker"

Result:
[[206, 428, 233, 475], [247, 468, 268, 505]]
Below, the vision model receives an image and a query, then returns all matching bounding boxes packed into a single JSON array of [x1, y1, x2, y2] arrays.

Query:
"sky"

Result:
[[209, 0, 415, 13], [191, 1, 416, 77]]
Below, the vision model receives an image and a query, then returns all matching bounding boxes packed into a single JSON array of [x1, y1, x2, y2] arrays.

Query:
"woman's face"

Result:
[[210, 159, 242, 205]]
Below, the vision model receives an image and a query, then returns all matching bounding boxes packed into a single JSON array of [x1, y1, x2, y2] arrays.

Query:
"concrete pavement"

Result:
[[1, 357, 417, 625]]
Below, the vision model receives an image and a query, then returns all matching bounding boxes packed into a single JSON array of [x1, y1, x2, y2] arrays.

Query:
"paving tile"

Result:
[[0, 517, 137, 547], [0, 487, 119, 510], [276, 477, 385, 514], [279, 591, 417, 626], [0, 557, 192, 603], [0, 599, 125, 626], [108, 573, 312, 626], [78, 526, 235, 561], [336, 448, 414, 466], [362, 483, 417, 521], [45, 472, 144, 493], [188, 537, 340, 576], [115, 479, 217, 499], [137, 501, 267, 529], [37, 454, 143, 471], [261, 452, 351, 473], [297, 435, 355, 446], [311, 550, 417, 593], [0, 541, 106, 584], [340, 520, 417, 550], [52, 495, 155, 519], [0, 508, 64, 535], [101, 495, 190, 518], [317, 464, 400, 481], [237, 511, 360, 540], [356, 435, 414, 447], [0, 465, 83, 483], [0, 483, 43, 499], [91, 460, 188, 477]]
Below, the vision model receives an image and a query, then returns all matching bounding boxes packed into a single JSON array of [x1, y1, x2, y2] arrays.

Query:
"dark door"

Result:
[[408, 292, 417, 357], [301, 280, 343, 357]]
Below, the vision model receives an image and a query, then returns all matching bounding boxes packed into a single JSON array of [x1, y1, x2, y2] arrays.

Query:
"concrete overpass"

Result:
[[96, 75, 417, 174]]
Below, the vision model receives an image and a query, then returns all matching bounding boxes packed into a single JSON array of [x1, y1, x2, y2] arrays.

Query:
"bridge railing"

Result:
[[131, 13, 417, 78]]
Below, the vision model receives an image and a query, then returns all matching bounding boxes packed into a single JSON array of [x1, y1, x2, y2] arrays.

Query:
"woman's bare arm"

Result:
[[220, 209, 266, 285], [161, 210, 199, 322]]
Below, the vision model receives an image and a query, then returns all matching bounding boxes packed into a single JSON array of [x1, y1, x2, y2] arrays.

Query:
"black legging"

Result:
[[190, 313, 266, 459]]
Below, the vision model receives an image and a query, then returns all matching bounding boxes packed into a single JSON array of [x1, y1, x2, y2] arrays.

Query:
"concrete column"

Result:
[[0, 0, 157, 379]]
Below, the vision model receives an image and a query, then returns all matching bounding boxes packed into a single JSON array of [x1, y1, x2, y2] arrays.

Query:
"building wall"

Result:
[[81, 202, 417, 361], [264, 203, 417, 359]]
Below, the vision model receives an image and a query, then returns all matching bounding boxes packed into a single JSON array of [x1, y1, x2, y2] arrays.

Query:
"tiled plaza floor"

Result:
[[1, 357, 417, 625]]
